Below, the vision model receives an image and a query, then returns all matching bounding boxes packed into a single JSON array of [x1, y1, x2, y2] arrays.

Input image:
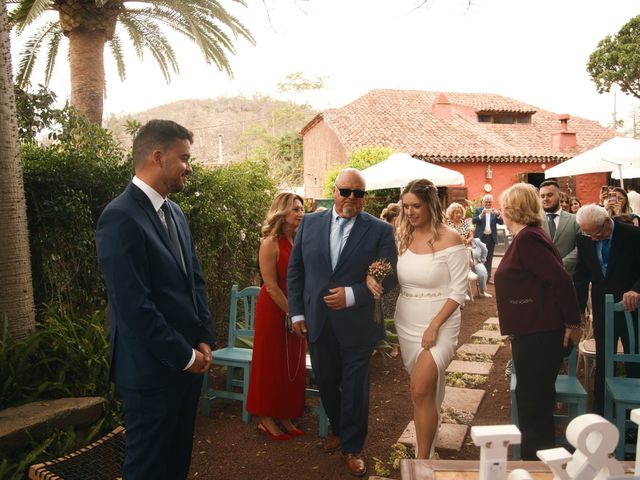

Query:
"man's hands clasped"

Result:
[[187, 342, 212, 374]]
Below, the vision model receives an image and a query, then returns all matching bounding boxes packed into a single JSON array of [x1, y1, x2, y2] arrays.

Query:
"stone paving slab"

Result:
[[457, 343, 500, 357], [398, 421, 468, 452], [484, 317, 500, 326], [446, 360, 492, 376], [472, 329, 507, 341], [0, 397, 105, 449], [442, 386, 485, 415]]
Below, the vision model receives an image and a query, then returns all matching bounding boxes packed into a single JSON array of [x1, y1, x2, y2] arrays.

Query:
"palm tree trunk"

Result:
[[68, 29, 106, 124], [0, 3, 36, 339]]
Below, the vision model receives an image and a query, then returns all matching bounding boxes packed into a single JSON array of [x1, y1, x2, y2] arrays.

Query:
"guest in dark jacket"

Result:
[[472, 194, 503, 283], [494, 183, 582, 460]]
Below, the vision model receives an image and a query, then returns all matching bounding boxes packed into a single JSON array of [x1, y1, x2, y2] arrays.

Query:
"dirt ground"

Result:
[[188, 278, 510, 479]]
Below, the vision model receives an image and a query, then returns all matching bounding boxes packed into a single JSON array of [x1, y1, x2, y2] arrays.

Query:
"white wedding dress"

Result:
[[394, 244, 469, 456]]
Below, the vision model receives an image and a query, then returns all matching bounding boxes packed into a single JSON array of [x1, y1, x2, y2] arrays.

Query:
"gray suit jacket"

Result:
[[541, 210, 579, 274]]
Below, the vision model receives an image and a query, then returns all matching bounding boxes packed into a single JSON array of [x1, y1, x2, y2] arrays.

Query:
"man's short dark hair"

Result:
[[132, 119, 194, 167], [539, 179, 560, 190]]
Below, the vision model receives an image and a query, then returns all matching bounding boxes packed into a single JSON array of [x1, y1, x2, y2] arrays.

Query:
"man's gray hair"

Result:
[[576, 204, 609, 226], [482, 194, 494, 202]]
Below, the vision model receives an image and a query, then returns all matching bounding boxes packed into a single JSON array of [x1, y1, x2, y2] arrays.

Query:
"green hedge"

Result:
[[22, 115, 274, 334]]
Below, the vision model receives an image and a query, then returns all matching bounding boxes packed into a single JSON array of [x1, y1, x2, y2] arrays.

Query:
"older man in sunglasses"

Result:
[[574, 203, 640, 415], [288, 168, 397, 477]]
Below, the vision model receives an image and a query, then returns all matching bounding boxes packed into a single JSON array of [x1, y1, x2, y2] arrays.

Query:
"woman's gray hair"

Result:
[[576, 204, 609, 226]]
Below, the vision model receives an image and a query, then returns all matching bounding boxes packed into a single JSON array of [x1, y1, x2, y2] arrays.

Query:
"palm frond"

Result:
[[43, 28, 62, 85], [121, 1, 253, 77], [15, 19, 59, 88], [9, 0, 53, 33], [108, 34, 126, 82], [117, 13, 178, 83]]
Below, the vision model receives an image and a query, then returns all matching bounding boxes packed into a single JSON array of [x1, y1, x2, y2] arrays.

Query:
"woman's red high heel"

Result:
[[284, 427, 304, 437], [257, 422, 291, 441]]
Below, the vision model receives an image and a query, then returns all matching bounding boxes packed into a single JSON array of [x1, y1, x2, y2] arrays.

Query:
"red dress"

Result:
[[247, 236, 306, 418]]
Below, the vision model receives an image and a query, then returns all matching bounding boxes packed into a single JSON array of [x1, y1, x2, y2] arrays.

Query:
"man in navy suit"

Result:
[[574, 204, 640, 414], [472, 194, 503, 284], [96, 120, 215, 480], [288, 169, 397, 477]]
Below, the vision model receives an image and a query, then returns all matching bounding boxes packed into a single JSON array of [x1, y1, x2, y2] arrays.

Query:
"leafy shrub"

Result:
[[0, 307, 119, 480], [22, 114, 131, 312], [22, 110, 274, 337], [174, 159, 275, 332]]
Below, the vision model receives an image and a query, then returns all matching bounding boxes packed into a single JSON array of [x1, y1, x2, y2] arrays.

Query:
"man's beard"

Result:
[[543, 201, 559, 213]]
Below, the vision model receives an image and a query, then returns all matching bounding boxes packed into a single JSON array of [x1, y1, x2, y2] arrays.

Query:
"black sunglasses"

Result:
[[336, 187, 366, 198]]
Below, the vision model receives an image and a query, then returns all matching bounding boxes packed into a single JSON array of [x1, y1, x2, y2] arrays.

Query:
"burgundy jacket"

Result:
[[495, 225, 580, 336]]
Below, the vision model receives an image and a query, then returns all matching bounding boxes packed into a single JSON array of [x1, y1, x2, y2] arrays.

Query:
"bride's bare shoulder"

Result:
[[438, 225, 463, 248]]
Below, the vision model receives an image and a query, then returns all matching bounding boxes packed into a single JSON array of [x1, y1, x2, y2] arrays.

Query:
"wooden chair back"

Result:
[[604, 294, 640, 379], [227, 285, 260, 348]]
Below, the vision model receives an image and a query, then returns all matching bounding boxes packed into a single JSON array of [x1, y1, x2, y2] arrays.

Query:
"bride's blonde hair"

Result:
[[396, 179, 444, 254]]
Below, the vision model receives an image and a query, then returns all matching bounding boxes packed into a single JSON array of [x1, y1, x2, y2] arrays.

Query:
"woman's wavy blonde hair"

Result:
[[396, 179, 444, 254], [499, 183, 543, 227], [261, 192, 304, 239]]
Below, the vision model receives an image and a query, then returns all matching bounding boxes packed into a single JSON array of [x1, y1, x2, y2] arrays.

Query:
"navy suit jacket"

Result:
[[287, 210, 398, 347], [574, 220, 640, 324], [96, 182, 215, 389], [472, 207, 503, 242]]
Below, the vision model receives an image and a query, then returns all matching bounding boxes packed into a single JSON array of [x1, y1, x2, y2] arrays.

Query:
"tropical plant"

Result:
[[0, 2, 35, 340], [587, 15, 640, 100], [9, 0, 254, 123]]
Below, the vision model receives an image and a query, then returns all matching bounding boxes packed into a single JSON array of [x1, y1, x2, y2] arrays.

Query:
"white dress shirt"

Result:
[[132, 176, 196, 370], [291, 208, 357, 324]]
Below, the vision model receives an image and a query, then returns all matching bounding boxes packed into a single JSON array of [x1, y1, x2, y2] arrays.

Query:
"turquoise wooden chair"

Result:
[[201, 285, 259, 422], [510, 347, 587, 460], [200, 285, 329, 436], [603, 293, 640, 459]]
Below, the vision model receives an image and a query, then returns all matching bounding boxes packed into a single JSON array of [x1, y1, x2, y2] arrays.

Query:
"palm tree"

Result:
[[9, 1, 254, 123], [0, 2, 36, 339]]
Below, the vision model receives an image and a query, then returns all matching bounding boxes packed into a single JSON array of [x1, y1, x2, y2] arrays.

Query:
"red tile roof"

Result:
[[301, 89, 617, 163]]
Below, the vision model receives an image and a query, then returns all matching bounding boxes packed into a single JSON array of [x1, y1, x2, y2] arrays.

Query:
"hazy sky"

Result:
[[10, 0, 640, 126]]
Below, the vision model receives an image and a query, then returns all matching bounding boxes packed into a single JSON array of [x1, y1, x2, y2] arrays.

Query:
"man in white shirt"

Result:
[[472, 194, 503, 284], [539, 180, 579, 274], [96, 120, 215, 480]]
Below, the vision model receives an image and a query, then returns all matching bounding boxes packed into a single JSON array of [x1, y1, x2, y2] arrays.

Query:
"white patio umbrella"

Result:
[[361, 153, 464, 191], [544, 137, 640, 188]]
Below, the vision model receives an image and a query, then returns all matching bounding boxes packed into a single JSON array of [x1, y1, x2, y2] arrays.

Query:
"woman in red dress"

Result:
[[247, 192, 306, 440]]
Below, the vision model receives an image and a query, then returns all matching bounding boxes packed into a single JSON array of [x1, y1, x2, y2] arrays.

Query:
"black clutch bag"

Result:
[[285, 314, 293, 333]]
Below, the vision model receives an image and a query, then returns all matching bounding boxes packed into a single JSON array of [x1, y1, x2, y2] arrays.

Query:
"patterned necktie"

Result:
[[161, 201, 185, 271], [330, 217, 347, 270], [547, 213, 557, 238], [601, 238, 611, 275]]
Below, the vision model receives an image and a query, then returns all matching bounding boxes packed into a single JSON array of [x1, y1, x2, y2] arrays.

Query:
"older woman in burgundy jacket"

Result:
[[494, 183, 582, 460]]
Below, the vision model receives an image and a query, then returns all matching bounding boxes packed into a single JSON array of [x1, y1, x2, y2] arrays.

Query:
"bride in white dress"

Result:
[[368, 179, 469, 459]]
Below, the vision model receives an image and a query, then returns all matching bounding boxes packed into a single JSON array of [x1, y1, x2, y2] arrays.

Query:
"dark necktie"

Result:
[[547, 213, 557, 238], [161, 201, 185, 271]]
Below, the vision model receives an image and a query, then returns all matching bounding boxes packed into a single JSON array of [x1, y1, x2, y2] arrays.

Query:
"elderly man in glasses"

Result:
[[287, 168, 397, 477], [574, 204, 640, 415]]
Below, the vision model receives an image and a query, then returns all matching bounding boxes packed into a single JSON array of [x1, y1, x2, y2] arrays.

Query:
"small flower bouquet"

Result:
[[367, 258, 392, 324]]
